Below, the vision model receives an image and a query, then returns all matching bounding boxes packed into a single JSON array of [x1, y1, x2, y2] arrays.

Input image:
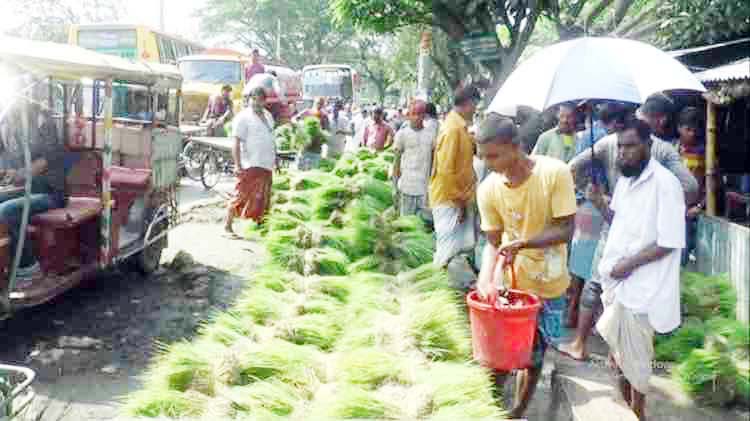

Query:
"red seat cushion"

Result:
[[111, 166, 151, 190], [31, 197, 103, 229]]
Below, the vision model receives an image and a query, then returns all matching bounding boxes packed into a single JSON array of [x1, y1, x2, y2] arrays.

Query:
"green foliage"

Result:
[[655, 0, 750, 49]]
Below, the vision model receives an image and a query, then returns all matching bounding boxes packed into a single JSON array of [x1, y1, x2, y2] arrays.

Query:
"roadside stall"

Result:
[[695, 57, 750, 322], [0, 36, 182, 318]]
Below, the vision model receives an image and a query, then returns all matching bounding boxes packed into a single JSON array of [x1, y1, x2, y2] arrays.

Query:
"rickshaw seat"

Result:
[[111, 166, 151, 190], [31, 197, 102, 229]]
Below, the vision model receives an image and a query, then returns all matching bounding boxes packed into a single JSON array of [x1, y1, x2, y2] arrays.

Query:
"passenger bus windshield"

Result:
[[78, 29, 137, 60], [302, 68, 353, 99], [179, 60, 242, 84]]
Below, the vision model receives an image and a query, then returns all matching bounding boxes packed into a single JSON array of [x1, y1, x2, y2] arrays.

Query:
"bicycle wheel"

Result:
[[182, 141, 204, 181], [200, 151, 222, 190]]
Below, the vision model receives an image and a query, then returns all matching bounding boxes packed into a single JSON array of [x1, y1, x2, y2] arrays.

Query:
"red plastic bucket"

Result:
[[466, 289, 542, 371]]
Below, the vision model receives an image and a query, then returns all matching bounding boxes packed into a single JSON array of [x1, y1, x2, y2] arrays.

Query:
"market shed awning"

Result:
[[696, 58, 750, 83]]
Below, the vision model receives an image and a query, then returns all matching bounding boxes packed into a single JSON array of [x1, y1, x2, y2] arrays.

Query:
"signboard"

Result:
[[459, 31, 502, 62]]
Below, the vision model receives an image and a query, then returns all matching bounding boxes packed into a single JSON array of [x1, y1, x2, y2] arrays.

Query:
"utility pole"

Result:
[[416, 29, 433, 101], [159, 0, 165, 31], [276, 18, 282, 61]]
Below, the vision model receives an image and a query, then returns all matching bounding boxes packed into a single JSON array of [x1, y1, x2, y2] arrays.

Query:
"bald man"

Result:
[[392, 100, 436, 217]]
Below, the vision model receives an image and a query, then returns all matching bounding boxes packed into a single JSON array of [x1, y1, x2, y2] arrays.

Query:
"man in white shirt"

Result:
[[592, 117, 685, 421], [224, 86, 277, 236], [328, 100, 352, 157], [392, 100, 436, 217]]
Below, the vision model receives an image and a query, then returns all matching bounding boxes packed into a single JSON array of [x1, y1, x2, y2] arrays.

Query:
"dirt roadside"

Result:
[[0, 201, 263, 421]]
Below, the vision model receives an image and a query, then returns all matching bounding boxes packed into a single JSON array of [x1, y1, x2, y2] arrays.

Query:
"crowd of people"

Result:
[[222, 82, 704, 420]]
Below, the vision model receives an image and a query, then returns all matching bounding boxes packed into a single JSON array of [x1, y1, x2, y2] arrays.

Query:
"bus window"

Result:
[[78, 29, 137, 60], [157, 36, 176, 64]]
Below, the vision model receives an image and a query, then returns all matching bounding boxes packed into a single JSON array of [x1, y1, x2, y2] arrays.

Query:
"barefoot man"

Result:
[[594, 117, 685, 420], [475, 114, 576, 418], [224, 86, 276, 236]]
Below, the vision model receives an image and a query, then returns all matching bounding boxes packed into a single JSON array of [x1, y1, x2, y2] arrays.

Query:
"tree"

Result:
[[355, 36, 397, 103], [197, 0, 356, 69], [3, 0, 123, 43], [654, 0, 750, 49], [332, 0, 546, 91]]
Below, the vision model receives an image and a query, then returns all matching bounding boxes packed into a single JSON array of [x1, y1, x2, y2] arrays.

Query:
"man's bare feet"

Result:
[[555, 340, 588, 361]]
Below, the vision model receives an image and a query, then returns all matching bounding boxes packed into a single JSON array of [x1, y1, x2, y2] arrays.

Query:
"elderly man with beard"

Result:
[[593, 116, 685, 420]]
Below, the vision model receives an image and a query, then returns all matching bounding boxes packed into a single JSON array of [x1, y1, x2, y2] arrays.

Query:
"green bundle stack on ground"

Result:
[[123, 148, 505, 420], [653, 271, 750, 407]]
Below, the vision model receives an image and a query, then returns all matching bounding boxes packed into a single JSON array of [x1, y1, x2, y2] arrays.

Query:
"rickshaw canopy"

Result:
[[0, 36, 182, 89]]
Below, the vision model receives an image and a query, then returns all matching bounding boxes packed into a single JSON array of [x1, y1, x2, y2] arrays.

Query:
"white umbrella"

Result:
[[487, 37, 705, 115]]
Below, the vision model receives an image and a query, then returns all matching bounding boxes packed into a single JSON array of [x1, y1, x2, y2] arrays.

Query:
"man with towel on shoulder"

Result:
[[592, 116, 685, 420]]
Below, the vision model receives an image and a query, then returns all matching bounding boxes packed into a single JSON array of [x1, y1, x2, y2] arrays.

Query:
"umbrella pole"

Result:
[[589, 112, 596, 188]]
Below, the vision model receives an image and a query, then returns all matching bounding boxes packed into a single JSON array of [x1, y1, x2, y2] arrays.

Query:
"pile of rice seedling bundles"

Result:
[[654, 319, 706, 362], [335, 349, 409, 388], [281, 313, 342, 351], [674, 348, 738, 406]]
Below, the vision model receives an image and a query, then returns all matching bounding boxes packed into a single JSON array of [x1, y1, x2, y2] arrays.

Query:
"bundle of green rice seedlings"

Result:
[[124, 388, 209, 418], [654, 319, 706, 362], [273, 202, 312, 221], [356, 148, 378, 161], [350, 222, 378, 259], [345, 195, 389, 222], [297, 293, 345, 315], [281, 313, 342, 351], [337, 320, 392, 350], [359, 160, 389, 181], [311, 384, 402, 420], [200, 311, 255, 346], [681, 272, 736, 319], [418, 362, 497, 409], [221, 379, 303, 417], [704, 317, 750, 359], [271, 191, 289, 205], [235, 287, 294, 325], [391, 230, 435, 269], [265, 212, 304, 233], [347, 256, 384, 273], [303, 247, 350, 276], [735, 359, 750, 406], [379, 151, 396, 163], [311, 182, 355, 220], [399, 264, 452, 293], [335, 349, 409, 388], [356, 176, 394, 207], [318, 157, 336, 172], [235, 338, 324, 392], [334, 161, 359, 178], [272, 174, 290, 191], [675, 348, 738, 406], [406, 290, 471, 361], [145, 339, 226, 397], [392, 214, 427, 233]]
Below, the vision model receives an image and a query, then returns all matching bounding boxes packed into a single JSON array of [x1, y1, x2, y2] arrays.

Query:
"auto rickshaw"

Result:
[[0, 364, 35, 420], [0, 36, 182, 318]]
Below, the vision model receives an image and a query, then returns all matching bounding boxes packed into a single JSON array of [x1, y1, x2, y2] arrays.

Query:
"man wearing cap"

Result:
[[224, 86, 276, 237], [475, 113, 577, 419], [429, 86, 480, 277], [245, 49, 266, 82], [392, 100, 436, 218], [532, 103, 579, 163], [201, 84, 234, 137]]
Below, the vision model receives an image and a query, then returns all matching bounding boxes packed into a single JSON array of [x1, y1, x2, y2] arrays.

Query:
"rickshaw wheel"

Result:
[[200, 152, 222, 190], [133, 218, 168, 275], [182, 141, 204, 181]]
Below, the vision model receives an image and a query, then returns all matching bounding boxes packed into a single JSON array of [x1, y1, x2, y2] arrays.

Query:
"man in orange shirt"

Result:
[[429, 86, 481, 280]]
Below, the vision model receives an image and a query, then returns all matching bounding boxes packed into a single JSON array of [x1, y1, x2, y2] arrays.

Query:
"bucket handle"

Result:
[[488, 251, 517, 307]]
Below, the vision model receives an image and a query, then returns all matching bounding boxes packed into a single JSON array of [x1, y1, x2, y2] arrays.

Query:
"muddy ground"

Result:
[[0, 201, 263, 421]]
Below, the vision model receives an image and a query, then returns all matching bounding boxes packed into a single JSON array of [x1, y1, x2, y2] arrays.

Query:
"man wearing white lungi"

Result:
[[592, 117, 685, 420]]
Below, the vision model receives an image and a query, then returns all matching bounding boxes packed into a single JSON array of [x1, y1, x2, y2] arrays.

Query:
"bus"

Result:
[[301, 64, 360, 106], [178, 53, 302, 124], [68, 24, 203, 64]]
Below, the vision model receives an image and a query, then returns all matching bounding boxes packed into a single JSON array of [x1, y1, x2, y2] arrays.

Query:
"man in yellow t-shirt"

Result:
[[475, 113, 576, 419]]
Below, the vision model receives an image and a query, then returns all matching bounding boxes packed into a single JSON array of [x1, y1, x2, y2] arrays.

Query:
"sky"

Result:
[[0, 0, 209, 44]]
